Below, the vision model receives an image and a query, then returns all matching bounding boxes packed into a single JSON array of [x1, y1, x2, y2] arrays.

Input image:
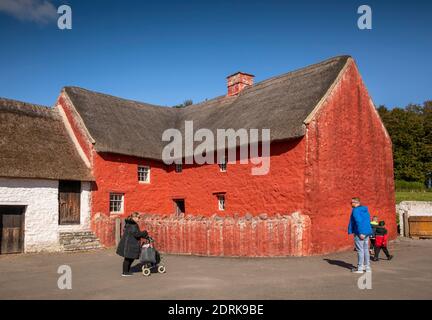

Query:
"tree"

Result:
[[377, 101, 432, 186], [173, 99, 193, 108]]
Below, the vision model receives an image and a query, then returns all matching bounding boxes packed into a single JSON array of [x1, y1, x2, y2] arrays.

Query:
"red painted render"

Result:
[[137, 213, 311, 257], [91, 138, 306, 216], [303, 60, 396, 255]]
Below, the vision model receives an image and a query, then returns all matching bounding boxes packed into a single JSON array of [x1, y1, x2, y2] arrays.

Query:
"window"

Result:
[[110, 193, 124, 213], [138, 166, 150, 183], [175, 164, 183, 173], [218, 157, 227, 172], [217, 194, 225, 211], [173, 199, 185, 216]]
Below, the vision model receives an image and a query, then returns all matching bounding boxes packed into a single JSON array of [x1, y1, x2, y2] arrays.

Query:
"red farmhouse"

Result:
[[56, 55, 396, 256]]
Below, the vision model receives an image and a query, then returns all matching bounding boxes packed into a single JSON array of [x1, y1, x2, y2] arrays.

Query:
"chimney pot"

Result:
[[226, 72, 254, 96]]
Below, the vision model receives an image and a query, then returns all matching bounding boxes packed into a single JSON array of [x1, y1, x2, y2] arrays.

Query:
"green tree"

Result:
[[173, 99, 193, 108], [378, 101, 432, 186]]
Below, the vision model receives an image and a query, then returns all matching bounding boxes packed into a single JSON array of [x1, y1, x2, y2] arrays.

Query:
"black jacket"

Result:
[[116, 219, 149, 259], [375, 226, 388, 236]]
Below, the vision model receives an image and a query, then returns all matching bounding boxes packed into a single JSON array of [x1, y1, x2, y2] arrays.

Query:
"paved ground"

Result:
[[0, 237, 431, 299]]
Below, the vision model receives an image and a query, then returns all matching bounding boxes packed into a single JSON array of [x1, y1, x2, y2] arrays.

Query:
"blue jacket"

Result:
[[348, 206, 373, 236]]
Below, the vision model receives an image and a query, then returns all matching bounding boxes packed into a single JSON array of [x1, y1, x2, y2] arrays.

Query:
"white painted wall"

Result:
[[0, 178, 91, 253], [397, 201, 432, 236]]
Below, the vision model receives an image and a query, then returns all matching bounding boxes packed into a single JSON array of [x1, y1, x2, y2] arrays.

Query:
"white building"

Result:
[[0, 98, 97, 254]]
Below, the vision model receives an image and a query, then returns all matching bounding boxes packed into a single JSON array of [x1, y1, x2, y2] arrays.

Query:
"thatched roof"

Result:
[[64, 55, 350, 160], [0, 98, 93, 181]]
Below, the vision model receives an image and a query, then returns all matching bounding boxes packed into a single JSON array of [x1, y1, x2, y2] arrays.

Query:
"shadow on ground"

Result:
[[323, 259, 355, 270]]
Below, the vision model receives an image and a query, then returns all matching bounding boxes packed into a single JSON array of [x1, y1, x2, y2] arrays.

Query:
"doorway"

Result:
[[59, 180, 81, 225], [0, 205, 26, 254], [173, 199, 185, 216]]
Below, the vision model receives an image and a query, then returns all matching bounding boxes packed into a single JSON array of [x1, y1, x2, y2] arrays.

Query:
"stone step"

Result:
[[59, 231, 102, 252], [63, 242, 102, 250], [60, 232, 96, 238], [60, 235, 99, 241], [63, 244, 102, 252]]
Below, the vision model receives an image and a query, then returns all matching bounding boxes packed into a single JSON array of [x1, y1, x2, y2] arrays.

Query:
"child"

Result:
[[372, 221, 394, 261], [370, 216, 379, 254]]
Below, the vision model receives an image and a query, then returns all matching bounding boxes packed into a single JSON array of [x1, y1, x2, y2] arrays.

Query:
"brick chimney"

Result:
[[226, 72, 254, 96]]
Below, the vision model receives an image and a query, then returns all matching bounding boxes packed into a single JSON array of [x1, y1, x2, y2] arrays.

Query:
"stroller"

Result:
[[139, 236, 166, 276]]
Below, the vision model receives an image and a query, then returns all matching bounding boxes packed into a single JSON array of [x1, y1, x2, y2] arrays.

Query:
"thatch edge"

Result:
[[57, 104, 92, 168], [60, 89, 96, 144], [303, 57, 352, 124]]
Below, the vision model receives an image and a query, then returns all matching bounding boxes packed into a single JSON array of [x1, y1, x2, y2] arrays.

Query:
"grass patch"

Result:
[[396, 191, 432, 204]]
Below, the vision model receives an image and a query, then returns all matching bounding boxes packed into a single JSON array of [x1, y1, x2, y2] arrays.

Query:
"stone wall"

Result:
[[397, 201, 432, 236]]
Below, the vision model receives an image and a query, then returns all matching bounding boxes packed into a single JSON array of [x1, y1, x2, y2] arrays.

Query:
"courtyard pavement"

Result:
[[0, 237, 431, 299]]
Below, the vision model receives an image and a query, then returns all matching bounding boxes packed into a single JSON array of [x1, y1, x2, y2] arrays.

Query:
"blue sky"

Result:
[[0, 0, 431, 108]]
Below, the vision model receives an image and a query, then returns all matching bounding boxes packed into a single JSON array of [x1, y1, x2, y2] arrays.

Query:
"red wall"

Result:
[[91, 139, 306, 217], [304, 60, 396, 254]]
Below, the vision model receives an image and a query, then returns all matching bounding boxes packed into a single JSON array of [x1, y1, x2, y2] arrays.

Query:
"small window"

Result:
[[138, 165, 150, 183], [110, 193, 124, 213], [175, 164, 183, 173], [174, 199, 185, 216], [219, 157, 227, 172], [217, 194, 225, 211]]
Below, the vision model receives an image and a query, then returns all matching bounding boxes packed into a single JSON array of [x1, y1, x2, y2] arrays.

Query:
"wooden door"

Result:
[[59, 181, 81, 225], [0, 206, 25, 254]]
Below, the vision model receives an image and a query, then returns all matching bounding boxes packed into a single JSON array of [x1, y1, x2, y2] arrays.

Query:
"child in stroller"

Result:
[[140, 236, 166, 276]]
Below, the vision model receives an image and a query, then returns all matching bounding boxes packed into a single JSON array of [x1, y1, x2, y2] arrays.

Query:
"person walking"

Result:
[[372, 221, 394, 261], [116, 212, 150, 277], [348, 197, 373, 273]]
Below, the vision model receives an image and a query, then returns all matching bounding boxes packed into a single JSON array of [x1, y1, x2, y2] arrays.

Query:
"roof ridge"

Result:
[[63, 55, 351, 111], [63, 86, 172, 110], [248, 55, 351, 92], [0, 97, 51, 109], [0, 97, 56, 118]]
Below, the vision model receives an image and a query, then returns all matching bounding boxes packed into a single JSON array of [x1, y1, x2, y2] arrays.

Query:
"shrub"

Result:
[[395, 180, 425, 191]]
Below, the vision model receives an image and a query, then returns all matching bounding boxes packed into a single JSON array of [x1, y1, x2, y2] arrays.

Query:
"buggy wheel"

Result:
[[142, 267, 151, 277], [157, 265, 166, 274]]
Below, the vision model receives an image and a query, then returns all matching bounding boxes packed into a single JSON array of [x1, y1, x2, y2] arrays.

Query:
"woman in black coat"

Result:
[[116, 212, 149, 276]]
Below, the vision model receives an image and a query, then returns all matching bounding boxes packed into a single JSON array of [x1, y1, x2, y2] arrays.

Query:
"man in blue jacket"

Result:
[[348, 197, 373, 273]]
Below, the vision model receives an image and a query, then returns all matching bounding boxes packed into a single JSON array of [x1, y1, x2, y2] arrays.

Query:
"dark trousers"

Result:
[[370, 238, 376, 249], [374, 246, 390, 259], [123, 258, 134, 273]]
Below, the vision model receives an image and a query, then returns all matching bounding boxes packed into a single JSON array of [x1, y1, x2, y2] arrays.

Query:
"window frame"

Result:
[[109, 193, 124, 214], [217, 194, 225, 211], [138, 165, 151, 183]]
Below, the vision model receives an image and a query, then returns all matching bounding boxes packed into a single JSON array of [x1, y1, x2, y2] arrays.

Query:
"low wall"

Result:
[[93, 212, 312, 257], [91, 212, 117, 247], [397, 201, 432, 236], [139, 212, 311, 257]]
